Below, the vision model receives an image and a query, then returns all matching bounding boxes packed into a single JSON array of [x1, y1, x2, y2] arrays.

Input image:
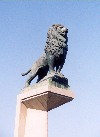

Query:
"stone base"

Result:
[[14, 78, 74, 137], [39, 72, 69, 88]]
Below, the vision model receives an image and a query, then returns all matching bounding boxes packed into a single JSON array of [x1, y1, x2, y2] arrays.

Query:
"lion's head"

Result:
[[45, 24, 68, 57]]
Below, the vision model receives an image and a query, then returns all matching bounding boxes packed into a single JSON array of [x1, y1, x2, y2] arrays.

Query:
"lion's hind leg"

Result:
[[37, 66, 48, 82]]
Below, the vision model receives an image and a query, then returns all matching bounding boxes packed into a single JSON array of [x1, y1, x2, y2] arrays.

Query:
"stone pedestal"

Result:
[[14, 76, 74, 137]]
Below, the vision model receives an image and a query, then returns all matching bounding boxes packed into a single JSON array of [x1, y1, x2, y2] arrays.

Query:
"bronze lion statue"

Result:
[[22, 24, 68, 87]]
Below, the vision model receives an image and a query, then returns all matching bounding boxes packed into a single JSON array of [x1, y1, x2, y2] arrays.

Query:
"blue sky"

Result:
[[0, 1, 100, 137]]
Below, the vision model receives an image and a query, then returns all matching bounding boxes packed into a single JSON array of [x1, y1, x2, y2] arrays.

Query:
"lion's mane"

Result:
[[45, 24, 68, 58]]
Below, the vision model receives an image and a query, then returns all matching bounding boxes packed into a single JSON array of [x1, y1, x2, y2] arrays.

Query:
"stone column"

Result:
[[14, 78, 74, 137]]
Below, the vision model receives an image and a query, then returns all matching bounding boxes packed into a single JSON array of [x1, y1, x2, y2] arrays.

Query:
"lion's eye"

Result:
[[58, 28, 62, 31], [59, 26, 63, 29]]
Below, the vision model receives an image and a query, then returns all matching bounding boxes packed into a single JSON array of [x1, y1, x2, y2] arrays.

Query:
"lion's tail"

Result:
[[21, 69, 31, 76]]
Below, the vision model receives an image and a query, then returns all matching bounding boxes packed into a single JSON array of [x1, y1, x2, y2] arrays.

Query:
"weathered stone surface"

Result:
[[20, 77, 74, 111], [22, 91, 73, 111]]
